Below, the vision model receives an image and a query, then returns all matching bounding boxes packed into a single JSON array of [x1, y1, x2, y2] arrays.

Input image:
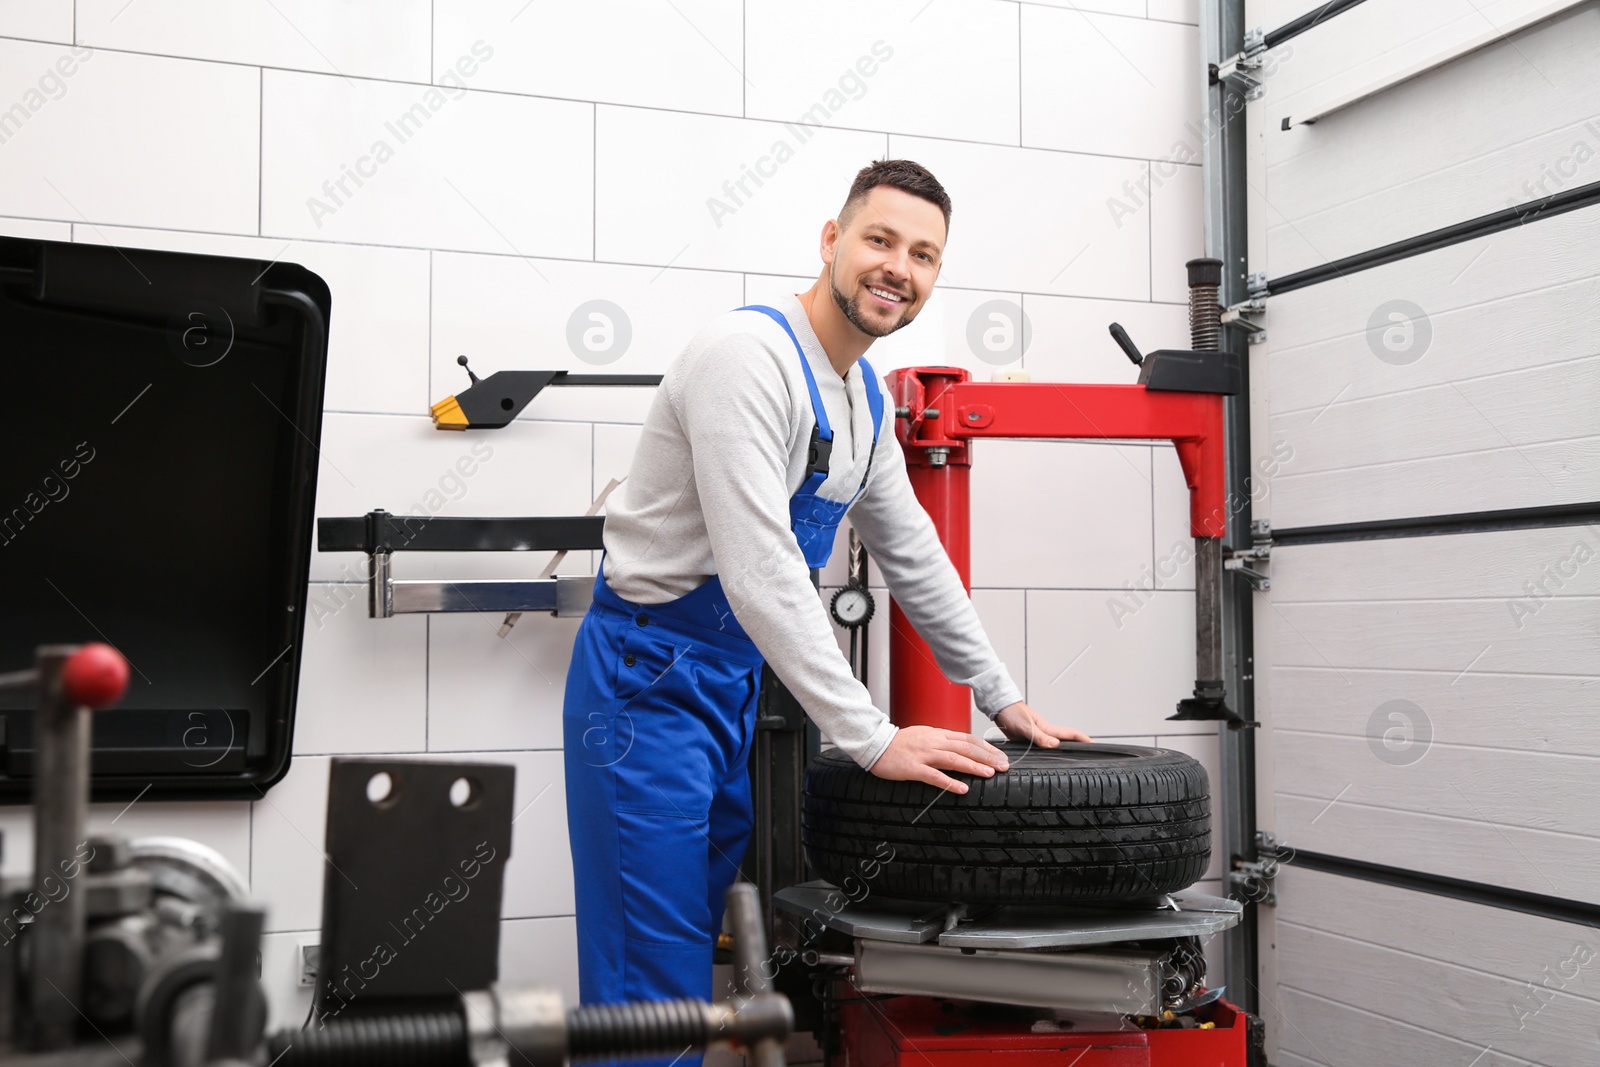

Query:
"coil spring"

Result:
[[265, 1010, 466, 1067], [1188, 283, 1221, 351], [567, 998, 710, 1057]]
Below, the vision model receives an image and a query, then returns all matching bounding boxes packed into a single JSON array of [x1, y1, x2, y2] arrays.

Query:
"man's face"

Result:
[[825, 186, 944, 339]]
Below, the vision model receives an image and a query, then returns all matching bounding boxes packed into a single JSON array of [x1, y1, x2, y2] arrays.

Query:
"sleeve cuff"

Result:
[[971, 664, 1024, 719]]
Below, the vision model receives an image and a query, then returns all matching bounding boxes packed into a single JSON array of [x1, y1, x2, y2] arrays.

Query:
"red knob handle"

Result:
[[60, 643, 130, 709]]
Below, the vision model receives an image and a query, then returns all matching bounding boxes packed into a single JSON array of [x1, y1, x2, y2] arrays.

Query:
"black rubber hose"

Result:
[[264, 1011, 467, 1067], [566, 999, 712, 1058]]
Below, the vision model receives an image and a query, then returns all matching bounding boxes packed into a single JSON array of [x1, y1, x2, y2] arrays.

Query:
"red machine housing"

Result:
[[886, 366, 1229, 731], [837, 992, 1255, 1067]]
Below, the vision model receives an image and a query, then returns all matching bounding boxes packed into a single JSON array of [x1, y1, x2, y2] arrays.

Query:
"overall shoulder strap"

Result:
[[734, 304, 831, 442], [856, 356, 886, 446]]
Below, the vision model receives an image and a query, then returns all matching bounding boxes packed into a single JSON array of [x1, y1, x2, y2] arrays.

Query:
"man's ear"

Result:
[[819, 218, 840, 267]]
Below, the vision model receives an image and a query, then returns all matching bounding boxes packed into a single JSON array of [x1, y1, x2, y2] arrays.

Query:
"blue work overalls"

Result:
[[562, 306, 884, 1050]]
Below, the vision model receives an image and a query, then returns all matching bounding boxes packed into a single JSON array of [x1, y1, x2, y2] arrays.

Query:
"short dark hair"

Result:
[[838, 159, 951, 234]]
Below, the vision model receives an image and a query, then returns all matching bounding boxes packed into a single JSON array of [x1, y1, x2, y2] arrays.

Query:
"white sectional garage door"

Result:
[[1248, 1, 1600, 1064]]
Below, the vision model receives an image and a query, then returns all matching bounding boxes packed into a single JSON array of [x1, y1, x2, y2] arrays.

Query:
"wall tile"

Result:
[[251, 754, 334, 932], [0, 41, 258, 233], [596, 106, 885, 276], [1149, 163, 1204, 303], [430, 251, 742, 419], [0, 0, 73, 41], [1026, 588, 1197, 738], [1146, 0, 1202, 25], [310, 413, 592, 582], [294, 584, 428, 755], [261, 69, 592, 256], [887, 135, 1151, 299], [435, 0, 741, 115], [1021, 9, 1201, 160], [500, 915, 579, 1003], [1022, 292, 1189, 384], [78, 0, 431, 82], [971, 588, 1027, 730], [426, 611, 579, 753], [747, 1, 1018, 145], [0, 215, 70, 239], [971, 441, 1154, 589], [1023, 0, 1146, 14], [1151, 442, 1198, 590]]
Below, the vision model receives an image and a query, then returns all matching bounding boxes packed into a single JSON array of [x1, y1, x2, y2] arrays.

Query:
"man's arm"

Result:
[[848, 422, 1091, 749], [674, 338, 882, 769]]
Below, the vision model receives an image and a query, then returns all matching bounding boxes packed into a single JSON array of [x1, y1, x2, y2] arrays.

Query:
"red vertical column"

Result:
[[887, 368, 975, 733]]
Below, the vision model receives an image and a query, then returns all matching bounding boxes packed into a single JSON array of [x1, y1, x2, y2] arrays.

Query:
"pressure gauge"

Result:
[[830, 587, 875, 629]]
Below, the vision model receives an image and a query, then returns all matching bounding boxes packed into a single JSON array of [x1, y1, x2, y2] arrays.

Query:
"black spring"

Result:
[[265, 1010, 467, 1067], [566, 998, 710, 1059], [1188, 283, 1221, 351]]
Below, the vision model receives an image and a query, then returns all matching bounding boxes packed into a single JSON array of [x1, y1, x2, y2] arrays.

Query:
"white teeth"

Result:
[[867, 286, 904, 303]]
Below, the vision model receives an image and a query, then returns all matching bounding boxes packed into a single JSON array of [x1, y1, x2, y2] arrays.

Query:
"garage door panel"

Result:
[[1277, 794, 1600, 902], [1268, 595, 1599, 674], [1272, 437, 1600, 527], [1264, 0, 1569, 117], [1268, 113, 1600, 278], [1276, 918, 1600, 1063], [1278, 988, 1552, 1067], [1264, 201, 1600, 411], [1270, 667, 1600, 757], [1275, 731, 1600, 837], [1273, 527, 1600, 601], [1264, 4, 1600, 276], [1279, 866, 1600, 988], [1271, 357, 1599, 477]]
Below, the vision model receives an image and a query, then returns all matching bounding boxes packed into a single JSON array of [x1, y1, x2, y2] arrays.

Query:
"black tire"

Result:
[[801, 741, 1210, 905]]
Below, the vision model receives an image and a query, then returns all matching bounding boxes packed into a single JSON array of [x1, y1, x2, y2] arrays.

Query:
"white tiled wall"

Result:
[[0, 0, 1211, 1024]]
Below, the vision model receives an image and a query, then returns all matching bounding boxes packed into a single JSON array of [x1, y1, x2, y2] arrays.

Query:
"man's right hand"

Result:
[[868, 726, 1010, 794]]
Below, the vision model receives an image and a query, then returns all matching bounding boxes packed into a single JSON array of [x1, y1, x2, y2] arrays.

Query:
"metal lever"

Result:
[[1108, 322, 1144, 366], [725, 882, 787, 1067]]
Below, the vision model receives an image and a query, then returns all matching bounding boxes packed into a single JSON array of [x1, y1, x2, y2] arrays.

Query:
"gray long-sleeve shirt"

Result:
[[600, 293, 1022, 769]]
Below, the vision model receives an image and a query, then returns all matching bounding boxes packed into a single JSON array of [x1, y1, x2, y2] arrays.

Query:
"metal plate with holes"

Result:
[[314, 759, 514, 1015], [773, 882, 1241, 950]]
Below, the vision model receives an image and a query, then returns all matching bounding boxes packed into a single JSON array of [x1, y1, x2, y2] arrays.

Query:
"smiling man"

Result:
[[562, 159, 1089, 1035]]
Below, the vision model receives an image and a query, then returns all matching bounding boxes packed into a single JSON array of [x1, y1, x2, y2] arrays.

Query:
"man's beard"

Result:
[[830, 263, 914, 338]]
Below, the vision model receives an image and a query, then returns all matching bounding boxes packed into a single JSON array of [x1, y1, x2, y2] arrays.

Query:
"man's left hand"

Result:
[[993, 702, 1092, 748]]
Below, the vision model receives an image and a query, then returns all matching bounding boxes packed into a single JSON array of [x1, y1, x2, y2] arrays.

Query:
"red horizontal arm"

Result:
[[893, 376, 1229, 539]]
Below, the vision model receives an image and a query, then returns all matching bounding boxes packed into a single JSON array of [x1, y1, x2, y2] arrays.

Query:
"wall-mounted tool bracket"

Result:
[[1228, 831, 1290, 908], [1223, 273, 1270, 344], [1211, 27, 1268, 100], [430, 355, 663, 430], [1225, 519, 1272, 591], [316, 510, 606, 619]]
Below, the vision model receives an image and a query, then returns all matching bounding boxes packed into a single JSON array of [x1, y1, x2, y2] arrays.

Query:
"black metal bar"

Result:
[[1273, 501, 1600, 548], [1287, 849, 1600, 929], [1262, 0, 1371, 50], [318, 513, 606, 554], [1266, 179, 1600, 295], [555, 374, 664, 387]]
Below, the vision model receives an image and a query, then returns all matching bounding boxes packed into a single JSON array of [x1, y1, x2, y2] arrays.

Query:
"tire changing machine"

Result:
[[767, 261, 1264, 1066]]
